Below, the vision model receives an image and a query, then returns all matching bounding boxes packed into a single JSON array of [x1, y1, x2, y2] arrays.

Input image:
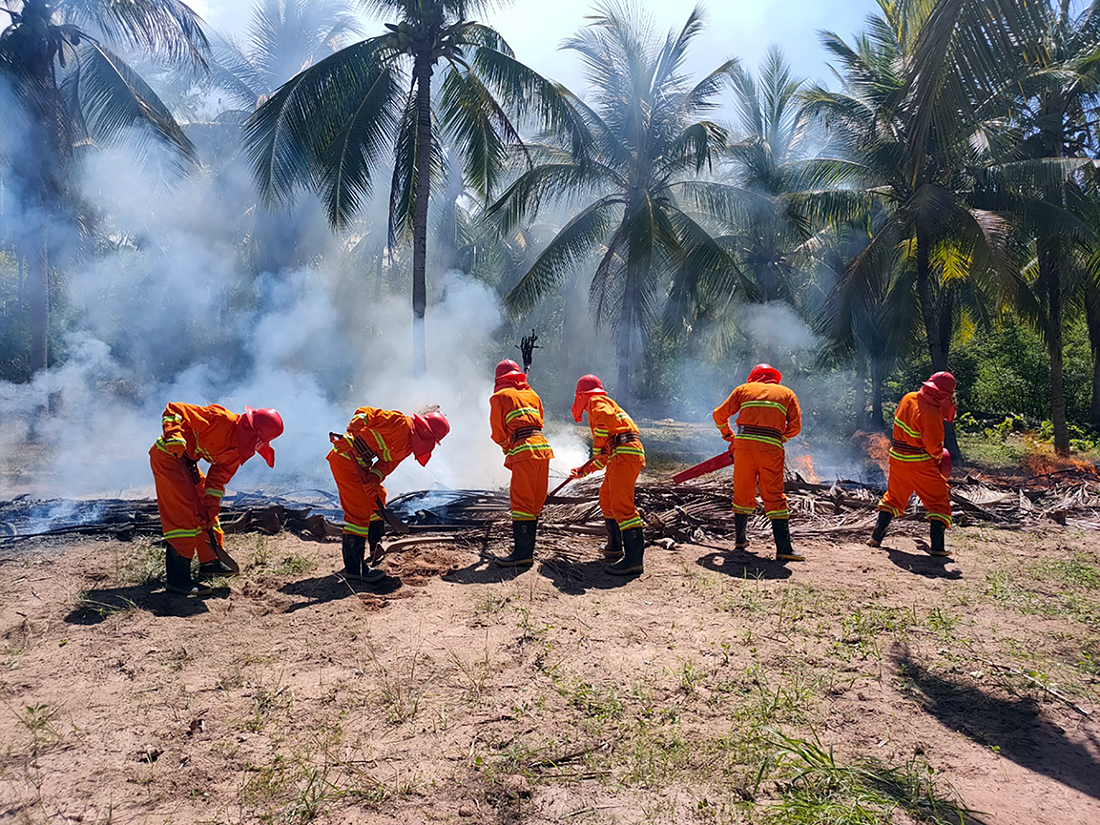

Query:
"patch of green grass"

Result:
[[925, 608, 960, 635], [756, 730, 985, 825], [270, 553, 317, 577], [1030, 555, 1100, 590], [110, 541, 163, 586]]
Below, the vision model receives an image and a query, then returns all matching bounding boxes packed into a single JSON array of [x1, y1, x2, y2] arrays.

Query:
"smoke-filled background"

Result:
[[3, 0, 1099, 505]]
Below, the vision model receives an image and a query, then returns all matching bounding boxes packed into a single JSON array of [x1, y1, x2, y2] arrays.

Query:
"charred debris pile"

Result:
[[2, 469, 1099, 547]]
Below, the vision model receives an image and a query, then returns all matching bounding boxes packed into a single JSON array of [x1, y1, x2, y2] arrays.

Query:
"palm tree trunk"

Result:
[[916, 229, 946, 372], [916, 229, 961, 461], [1086, 280, 1100, 430], [854, 352, 867, 429], [871, 357, 885, 431], [411, 58, 434, 375], [1040, 243, 1070, 454]]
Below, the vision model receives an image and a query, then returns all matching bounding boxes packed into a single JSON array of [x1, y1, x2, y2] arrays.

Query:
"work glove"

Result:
[[202, 497, 220, 529]]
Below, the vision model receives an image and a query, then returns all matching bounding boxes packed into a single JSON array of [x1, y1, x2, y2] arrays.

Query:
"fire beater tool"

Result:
[[672, 451, 734, 484], [517, 329, 540, 372]]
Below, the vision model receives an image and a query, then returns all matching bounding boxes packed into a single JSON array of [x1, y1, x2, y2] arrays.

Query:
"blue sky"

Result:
[[191, 0, 883, 90]]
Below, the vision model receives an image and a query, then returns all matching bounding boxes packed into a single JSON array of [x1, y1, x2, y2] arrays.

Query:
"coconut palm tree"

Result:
[[488, 2, 741, 398], [244, 0, 577, 374], [0, 0, 208, 375]]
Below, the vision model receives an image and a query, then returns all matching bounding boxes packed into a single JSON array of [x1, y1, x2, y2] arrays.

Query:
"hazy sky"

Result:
[[189, 0, 883, 90]]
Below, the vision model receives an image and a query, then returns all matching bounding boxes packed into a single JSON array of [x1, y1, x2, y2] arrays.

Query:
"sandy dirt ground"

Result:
[[1, 513, 1099, 824]]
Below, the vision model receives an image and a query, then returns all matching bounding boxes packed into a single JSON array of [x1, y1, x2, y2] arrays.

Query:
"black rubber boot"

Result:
[[867, 510, 893, 548], [927, 520, 950, 556], [494, 520, 536, 567], [342, 534, 385, 583], [602, 518, 623, 557], [198, 557, 237, 578], [772, 519, 805, 562], [165, 546, 211, 596], [367, 520, 386, 563], [607, 526, 644, 575], [734, 513, 749, 549]]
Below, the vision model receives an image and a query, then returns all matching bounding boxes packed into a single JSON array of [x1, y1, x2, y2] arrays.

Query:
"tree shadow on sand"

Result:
[[695, 550, 793, 581], [278, 573, 401, 612], [63, 583, 228, 624], [894, 646, 1100, 801], [884, 546, 962, 580]]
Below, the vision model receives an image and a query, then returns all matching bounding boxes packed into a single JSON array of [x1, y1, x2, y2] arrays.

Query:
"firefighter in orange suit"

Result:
[[328, 408, 450, 582], [150, 403, 284, 595], [868, 372, 955, 556], [489, 360, 555, 567], [713, 364, 803, 561], [571, 375, 646, 575]]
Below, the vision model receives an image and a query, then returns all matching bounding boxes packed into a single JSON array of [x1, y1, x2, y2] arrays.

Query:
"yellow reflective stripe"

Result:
[[162, 414, 183, 424], [368, 467, 385, 480], [369, 430, 391, 461], [741, 400, 788, 414], [735, 433, 785, 448], [731, 503, 756, 514], [927, 512, 952, 526], [612, 445, 645, 457], [877, 501, 902, 516], [505, 407, 539, 423], [204, 488, 224, 499], [511, 510, 537, 520], [164, 528, 203, 539], [344, 521, 371, 536], [766, 509, 790, 520], [894, 417, 921, 439], [618, 516, 644, 530], [888, 450, 934, 462], [593, 428, 610, 436], [508, 443, 553, 456]]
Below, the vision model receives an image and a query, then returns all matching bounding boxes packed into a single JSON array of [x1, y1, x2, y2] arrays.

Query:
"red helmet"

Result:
[[495, 359, 522, 382], [410, 411, 450, 466], [572, 374, 606, 422], [747, 363, 781, 384], [921, 371, 956, 398], [494, 359, 528, 391], [238, 406, 283, 467]]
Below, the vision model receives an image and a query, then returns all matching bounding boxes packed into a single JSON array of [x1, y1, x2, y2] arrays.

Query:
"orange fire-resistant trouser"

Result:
[[149, 445, 223, 562], [328, 450, 385, 537], [509, 458, 550, 522], [732, 440, 789, 520], [879, 457, 952, 528], [599, 453, 645, 531]]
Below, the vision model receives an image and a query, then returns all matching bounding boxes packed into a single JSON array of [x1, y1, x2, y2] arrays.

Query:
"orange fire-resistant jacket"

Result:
[[490, 387, 555, 468], [889, 392, 945, 462], [155, 402, 242, 507], [329, 407, 415, 483], [712, 383, 802, 450], [586, 395, 645, 471]]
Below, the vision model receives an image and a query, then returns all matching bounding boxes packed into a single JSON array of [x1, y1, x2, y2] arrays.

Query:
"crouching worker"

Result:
[[869, 372, 955, 556], [713, 364, 803, 562], [328, 408, 450, 582], [571, 375, 646, 575], [490, 360, 555, 567], [150, 403, 284, 595]]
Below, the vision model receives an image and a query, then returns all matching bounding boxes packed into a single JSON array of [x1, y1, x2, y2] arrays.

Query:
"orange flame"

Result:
[[1022, 435, 1099, 478], [790, 453, 820, 483], [860, 431, 891, 474]]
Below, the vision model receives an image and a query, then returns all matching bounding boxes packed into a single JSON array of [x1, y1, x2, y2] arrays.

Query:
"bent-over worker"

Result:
[[868, 372, 955, 556], [328, 407, 450, 583], [150, 403, 284, 595], [490, 360, 555, 567], [571, 375, 646, 575], [712, 364, 803, 561]]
